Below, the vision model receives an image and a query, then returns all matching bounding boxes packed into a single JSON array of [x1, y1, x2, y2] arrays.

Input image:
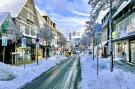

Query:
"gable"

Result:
[[17, 0, 39, 24], [0, 12, 10, 27]]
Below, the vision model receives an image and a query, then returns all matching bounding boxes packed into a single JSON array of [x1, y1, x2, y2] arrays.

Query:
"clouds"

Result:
[[34, 0, 90, 37]]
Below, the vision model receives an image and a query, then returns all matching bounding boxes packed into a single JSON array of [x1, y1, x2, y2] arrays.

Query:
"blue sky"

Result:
[[34, 0, 90, 37]]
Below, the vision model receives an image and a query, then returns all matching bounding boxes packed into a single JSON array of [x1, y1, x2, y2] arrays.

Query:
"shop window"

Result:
[[117, 42, 127, 58]]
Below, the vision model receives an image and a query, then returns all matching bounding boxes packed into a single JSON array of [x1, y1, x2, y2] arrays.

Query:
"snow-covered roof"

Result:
[[0, 0, 27, 17], [113, 0, 131, 18], [96, 8, 110, 24], [35, 6, 47, 16], [0, 12, 10, 26]]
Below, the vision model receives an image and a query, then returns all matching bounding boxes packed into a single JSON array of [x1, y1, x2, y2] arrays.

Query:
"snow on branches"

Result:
[[88, 0, 128, 24]]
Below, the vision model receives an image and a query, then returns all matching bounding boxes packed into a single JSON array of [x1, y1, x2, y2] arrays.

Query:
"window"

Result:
[[31, 30, 35, 36], [25, 28, 29, 35], [20, 24, 25, 34], [31, 15, 34, 22], [28, 12, 30, 20], [29, 28, 32, 35]]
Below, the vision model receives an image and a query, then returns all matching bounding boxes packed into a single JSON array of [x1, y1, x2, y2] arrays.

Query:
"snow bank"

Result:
[[79, 53, 135, 89], [0, 55, 67, 89], [0, 63, 16, 81]]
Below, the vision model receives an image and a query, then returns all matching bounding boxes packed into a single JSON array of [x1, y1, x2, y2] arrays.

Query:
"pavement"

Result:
[[114, 60, 135, 73], [21, 55, 81, 89]]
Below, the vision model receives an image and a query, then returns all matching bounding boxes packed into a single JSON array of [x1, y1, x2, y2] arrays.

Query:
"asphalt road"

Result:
[[21, 55, 81, 89]]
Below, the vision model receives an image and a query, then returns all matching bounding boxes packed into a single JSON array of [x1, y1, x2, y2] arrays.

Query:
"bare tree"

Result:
[[57, 36, 67, 55], [80, 29, 92, 50], [39, 24, 54, 60]]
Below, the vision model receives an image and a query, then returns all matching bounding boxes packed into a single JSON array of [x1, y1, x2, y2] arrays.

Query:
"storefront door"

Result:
[[130, 41, 135, 63]]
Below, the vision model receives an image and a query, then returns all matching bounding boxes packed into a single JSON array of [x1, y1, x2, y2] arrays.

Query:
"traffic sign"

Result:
[[36, 38, 39, 43], [2, 36, 7, 46]]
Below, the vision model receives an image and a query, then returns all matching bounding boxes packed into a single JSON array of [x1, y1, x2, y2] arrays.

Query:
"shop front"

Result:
[[113, 40, 129, 61], [0, 40, 15, 64], [15, 37, 35, 62], [98, 41, 108, 58], [129, 39, 135, 63]]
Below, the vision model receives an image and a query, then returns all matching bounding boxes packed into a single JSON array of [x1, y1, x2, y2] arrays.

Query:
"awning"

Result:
[[98, 41, 108, 47]]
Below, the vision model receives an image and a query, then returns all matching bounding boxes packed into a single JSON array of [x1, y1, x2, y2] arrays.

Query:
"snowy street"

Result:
[[1, 53, 135, 89], [0, 55, 68, 89], [1, 0, 135, 89], [21, 55, 80, 89], [79, 53, 135, 89]]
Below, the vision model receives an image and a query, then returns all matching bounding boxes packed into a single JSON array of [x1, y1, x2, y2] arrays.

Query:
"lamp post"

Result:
[[36, 33, 39, 65], [92, 29, 95, 61], [21, 36, 26, 69], [96, 39, 99, 75]]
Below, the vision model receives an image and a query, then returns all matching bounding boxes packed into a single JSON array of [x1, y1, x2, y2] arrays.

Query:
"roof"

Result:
[[96, 8, 110, 24], [35, 6, 47, 16], [113, 0, 131, 18], [0, 12, 10, 26], [0, 0, 27, 17]]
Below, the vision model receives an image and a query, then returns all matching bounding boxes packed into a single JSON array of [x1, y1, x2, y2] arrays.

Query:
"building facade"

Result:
[[15, 0, 39, 61], [112, 1, 135, 62], [0, 12, 19, 64]]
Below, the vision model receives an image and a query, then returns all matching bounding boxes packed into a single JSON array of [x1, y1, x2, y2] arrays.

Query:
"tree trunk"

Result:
[[46, 38, 47, 61]]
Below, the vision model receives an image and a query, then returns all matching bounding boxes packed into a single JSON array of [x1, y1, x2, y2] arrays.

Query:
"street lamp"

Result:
[[35, 32, 40, 65]]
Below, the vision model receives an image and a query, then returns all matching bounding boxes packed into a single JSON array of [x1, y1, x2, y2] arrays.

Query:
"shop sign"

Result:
[[21, 37, 26, 48], [2, 36, 7, 46], [112, 31, 118, 39]]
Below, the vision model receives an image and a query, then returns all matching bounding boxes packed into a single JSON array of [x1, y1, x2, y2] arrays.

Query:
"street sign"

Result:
[[36, 38, 39, 43], [21, 37, 26, 48], [2, 36, 7, 46]]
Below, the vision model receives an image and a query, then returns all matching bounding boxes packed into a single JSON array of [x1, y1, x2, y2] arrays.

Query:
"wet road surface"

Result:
[[21, 55, 81, 89]]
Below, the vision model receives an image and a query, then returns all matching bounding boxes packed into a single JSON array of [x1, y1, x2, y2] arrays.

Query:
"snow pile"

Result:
[[0, 55, 67, 89], [79, 53, 135, 89], [0, 63, 16, 81]]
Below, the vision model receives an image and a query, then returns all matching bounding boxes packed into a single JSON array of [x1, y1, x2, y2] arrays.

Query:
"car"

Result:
[[64, 51, 71, 57], [72, 51, 76, 54]]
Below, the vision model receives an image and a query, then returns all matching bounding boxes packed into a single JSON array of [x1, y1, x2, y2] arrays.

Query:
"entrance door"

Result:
[[130, 41, 135, 63], [46, 48, 50, 57]]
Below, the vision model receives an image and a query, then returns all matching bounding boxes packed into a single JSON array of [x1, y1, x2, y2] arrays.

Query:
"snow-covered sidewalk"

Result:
[[79, 53, 135, 89], [0, 55, 67, 89]]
